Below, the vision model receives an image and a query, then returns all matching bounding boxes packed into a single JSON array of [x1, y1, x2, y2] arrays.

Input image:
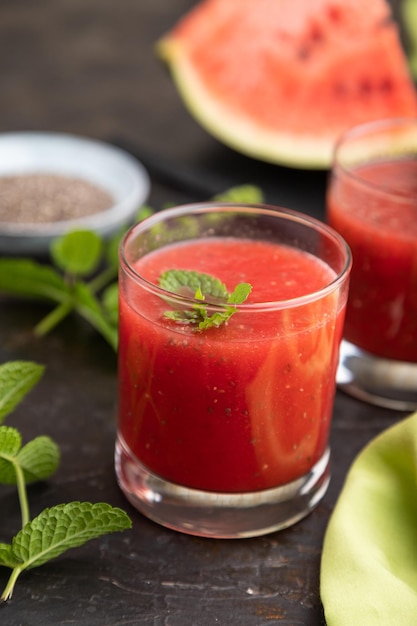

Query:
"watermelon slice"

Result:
[[157, 0, 417, 169]]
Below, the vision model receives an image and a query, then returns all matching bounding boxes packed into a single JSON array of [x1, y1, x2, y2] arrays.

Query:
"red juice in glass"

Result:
[[328, 157, 417, 361], [115, 204, 350, 537], [327, 118, 417, 410]]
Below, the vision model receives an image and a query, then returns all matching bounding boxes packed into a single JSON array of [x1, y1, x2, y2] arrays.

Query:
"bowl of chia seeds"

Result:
[[0, 131, 150, 255]]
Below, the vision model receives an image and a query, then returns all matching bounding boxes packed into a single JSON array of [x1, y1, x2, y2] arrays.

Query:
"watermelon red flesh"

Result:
[[158, 0, 417, 168]]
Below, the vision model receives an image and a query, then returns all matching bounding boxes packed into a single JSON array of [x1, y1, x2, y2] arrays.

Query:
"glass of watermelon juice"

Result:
[[115, 203, 351, 538], [327, 118, 417, 411]]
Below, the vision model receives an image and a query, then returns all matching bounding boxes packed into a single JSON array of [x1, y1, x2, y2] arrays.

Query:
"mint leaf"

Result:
[[136, 204, 155, 222], [159, 269, 252, 330], [160, 269, 229, 300], [0, 362, 44, 424], [51, 230, 103, 277], [228, 282, 252, 305], [11, 502, 132, 569], [198, 282, 253, 330], [16, 436, 60, 484], [163, 309, 202, 324], [0, 428, 59, 485], [0, 259, 68, 302], [1, 502, 132, 601], [0, 426, 22, 464], [213, 184, 264, 203], [0, 544, 18, 569]]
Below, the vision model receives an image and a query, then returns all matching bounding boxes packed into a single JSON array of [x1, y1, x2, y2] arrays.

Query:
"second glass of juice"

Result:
[[327, 117, 417, 410], [116, 203, 351, 538]]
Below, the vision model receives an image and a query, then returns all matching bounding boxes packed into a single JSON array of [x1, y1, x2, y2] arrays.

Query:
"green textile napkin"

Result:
[[321, 411, 417, 626], [402, 0, 417, 79]]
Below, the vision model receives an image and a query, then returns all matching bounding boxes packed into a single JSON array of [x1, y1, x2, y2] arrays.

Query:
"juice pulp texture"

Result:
[[118, 238, 345, 493], [328, 157, 417, 361]]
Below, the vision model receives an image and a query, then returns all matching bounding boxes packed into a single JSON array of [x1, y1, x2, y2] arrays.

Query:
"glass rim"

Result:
[[119, 202, 352, 312], [332, 116, 417, 201]]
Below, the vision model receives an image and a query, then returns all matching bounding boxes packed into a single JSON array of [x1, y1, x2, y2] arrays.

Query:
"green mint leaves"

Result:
[[0, 427, 60, 486], [159, 269, 229, 300], [0, 361, 44, 422], [0, 502, 131, 602], [213, 184, 264, 203], [0, 361, 131, 603], [159, 269, 252, 330], [0, 229, 121, 351]]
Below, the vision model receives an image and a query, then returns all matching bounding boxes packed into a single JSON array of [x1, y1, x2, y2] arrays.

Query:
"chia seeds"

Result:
[[0, 173, 114, 224]]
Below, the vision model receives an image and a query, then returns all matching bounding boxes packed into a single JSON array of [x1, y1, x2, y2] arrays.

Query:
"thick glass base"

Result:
[[337, 340, 417, 411], [115, 434, 330, 539]]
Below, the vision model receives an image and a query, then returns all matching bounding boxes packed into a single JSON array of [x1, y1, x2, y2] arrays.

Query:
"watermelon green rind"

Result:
[[158, 38, 333, 169]]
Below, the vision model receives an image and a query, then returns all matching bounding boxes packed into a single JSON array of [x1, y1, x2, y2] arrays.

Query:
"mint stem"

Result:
[[14, 461, 30, 528], [33, 300, 74, 337], [73, 303, 118, 351], [1, 566, 22, 602], [88, 266, 118, 294]]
